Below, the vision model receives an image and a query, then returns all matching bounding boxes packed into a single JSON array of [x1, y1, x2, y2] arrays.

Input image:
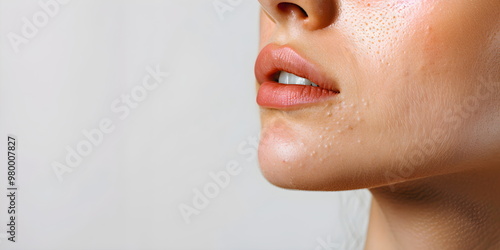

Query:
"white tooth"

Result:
[[291, 74, 307, 85], [278, 71, 318, 87], [278, 71, 290, 85]]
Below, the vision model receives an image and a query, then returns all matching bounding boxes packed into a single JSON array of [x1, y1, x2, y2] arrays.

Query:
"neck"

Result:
[[365, 167, 500, 250]]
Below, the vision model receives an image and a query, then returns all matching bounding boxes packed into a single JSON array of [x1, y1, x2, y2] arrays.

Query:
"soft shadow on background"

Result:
[[0, 0, 370, 249]]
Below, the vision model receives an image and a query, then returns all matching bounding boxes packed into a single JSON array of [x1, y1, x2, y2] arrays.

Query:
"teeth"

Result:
[[278, 71, 319, 87]]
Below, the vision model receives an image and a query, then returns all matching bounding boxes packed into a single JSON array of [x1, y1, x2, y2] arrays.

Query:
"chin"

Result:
[[257, 118, 375, 191]]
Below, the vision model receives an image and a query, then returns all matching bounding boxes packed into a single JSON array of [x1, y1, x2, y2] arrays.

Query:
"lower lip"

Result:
[[257, 82, 338, 109]]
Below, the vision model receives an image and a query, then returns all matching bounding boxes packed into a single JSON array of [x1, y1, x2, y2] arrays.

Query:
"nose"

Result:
[[259, 0, 338, 30]]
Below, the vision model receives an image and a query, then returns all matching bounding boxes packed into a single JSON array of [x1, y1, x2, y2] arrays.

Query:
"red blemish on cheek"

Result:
[[423, 25, 442, 60], [417, 16, 449, 72]]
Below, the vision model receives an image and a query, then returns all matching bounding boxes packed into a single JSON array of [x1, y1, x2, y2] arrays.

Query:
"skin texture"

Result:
[[256, 0, 500, 249]]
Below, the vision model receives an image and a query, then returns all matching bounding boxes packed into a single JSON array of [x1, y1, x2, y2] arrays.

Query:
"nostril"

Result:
[[277, 2, 308, 19]]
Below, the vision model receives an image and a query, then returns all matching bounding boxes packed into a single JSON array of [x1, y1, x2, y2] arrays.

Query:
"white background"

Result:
[[0, 0, 370, 249]]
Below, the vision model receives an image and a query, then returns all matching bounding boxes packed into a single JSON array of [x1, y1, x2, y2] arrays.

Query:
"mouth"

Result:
[[255, 44, 340, 109]]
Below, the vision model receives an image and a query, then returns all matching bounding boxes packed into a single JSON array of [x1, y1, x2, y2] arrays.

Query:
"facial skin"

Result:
[[257, 0, 500, 191], [256, 1, 500, 248]]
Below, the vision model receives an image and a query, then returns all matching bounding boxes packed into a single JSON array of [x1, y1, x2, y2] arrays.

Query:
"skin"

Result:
[[256, 0, 500, 249]]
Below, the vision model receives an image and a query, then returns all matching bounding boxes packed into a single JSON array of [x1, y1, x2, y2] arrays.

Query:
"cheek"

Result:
[[374, 0, 500, 170], [336, 0, 420, 61], [416, 0, 500, 72]]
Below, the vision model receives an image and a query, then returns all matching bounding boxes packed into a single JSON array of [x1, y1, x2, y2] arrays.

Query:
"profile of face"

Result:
[[255, 0, 500, 191]]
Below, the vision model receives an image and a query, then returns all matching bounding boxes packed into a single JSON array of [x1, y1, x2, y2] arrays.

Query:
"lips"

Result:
[[255, 44, 339, 109]]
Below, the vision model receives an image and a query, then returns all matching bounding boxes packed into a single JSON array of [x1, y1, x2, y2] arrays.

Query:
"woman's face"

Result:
[[256, 0, 500, 190]]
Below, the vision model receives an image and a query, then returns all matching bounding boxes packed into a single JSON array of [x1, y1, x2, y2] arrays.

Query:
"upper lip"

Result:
[[255, 44, 340, 93]]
